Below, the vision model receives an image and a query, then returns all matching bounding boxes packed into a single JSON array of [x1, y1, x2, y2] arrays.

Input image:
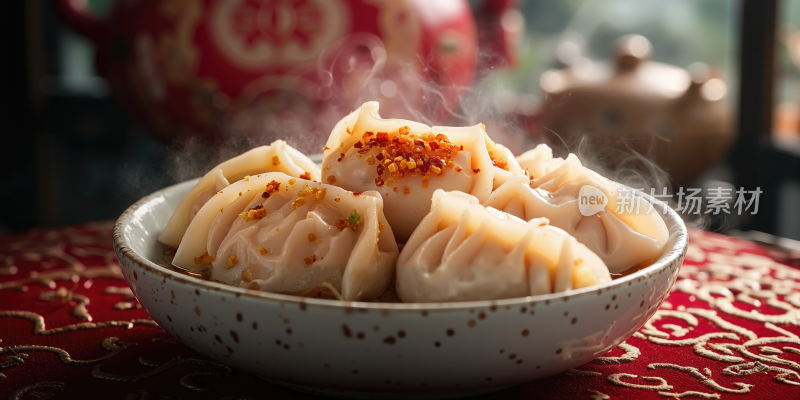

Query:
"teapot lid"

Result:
[[540, 35, 696, 100]]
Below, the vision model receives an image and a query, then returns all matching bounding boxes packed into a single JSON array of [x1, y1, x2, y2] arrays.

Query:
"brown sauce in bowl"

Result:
[[610, 258, 655, 280]]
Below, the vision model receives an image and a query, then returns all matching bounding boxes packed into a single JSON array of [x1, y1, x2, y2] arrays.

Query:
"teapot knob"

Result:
[[614, 35, 651, 71]]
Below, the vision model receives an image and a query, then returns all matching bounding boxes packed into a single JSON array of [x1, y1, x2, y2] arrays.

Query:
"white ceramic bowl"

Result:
[[113, 178, 687, 399]]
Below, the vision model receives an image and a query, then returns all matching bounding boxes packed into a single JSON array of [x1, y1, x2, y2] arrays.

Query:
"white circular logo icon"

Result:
[[579, 185, 608, 216]]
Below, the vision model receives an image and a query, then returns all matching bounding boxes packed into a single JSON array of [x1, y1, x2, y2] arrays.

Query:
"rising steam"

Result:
[[135, 30, 703, 231]]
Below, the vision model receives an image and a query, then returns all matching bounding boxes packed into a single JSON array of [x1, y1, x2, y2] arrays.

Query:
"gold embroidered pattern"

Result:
[[656, 391, 720, 399], [9, 381, 66, 400], [592, 342, 640, 365], [589, 390, 610, 399], [586, 230, 800, 398], [0, 310, 158, 335], [0, 337, 134, 367], [648, 363, 753, 394], [0, 178, 240, 395], [607, 373, 672, 391], [92, 356, 234, 391], [723, 361, 800, 386]]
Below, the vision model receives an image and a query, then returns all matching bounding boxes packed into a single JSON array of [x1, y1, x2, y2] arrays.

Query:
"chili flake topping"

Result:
[[239, 205, 266, 222], [193, 251, 214, 265], [489, 151, 509, 171], [272, 156, 280, 165], [292, 185, 327, 210], [299, 171, 311, 180], [223, 255, 238, 269], [262, 180, 281, 199], [304, 255, 316, 266], [352, 127, 461, 187]]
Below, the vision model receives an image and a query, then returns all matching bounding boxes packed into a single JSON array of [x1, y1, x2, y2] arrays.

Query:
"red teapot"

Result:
[[58, 0, 518, 149]]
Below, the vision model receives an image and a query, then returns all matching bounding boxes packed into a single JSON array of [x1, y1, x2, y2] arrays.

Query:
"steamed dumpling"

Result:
[[396, 190, 611, 303], [483, 131, 525, 189], [173, 173, 398, 301], [159, 140, 321, 248], [525, 148, 669, 264], [483, 144, 669, 273], [484, 176, 663, 273], [321, 102, 494, 242], [516, 143, 563, 180]]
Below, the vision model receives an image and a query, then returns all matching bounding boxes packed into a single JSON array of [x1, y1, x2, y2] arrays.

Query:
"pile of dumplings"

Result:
[[159, 101, 669, 303]]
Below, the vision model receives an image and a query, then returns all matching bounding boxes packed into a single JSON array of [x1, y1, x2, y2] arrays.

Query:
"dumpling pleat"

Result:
[[396, 190, 611, 302], [174, 172, 399, 301], [553, 240, 574, 293], [207, 191, 256, 258], [527, 258, 552, 296], [159, 140, 322, 248], [485, 175, 664, 273]]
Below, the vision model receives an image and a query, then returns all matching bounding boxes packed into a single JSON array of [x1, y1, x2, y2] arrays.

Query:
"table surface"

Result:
[[2, 223, 800, 399]]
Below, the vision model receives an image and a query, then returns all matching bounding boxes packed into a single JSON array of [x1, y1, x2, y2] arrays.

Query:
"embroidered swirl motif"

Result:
[[92, 356, 234, 391], [8, 381, 66, 400], [0, 223, 237, 396], [586, 230, 800, 398], [656, 391, 720, 399], [0, 337, 135, 367], [607, 373, 672, 391], [4, 215, 800, 397], [0, 310, 158, 335], [591, 342, 640, 365]]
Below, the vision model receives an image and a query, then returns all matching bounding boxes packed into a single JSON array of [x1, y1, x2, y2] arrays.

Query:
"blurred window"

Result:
[[484, 0, 741, 117], [775, 0, 800, 140]]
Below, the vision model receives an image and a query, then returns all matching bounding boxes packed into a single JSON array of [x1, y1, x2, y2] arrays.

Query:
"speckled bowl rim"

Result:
[[113, 178, 688, 312]]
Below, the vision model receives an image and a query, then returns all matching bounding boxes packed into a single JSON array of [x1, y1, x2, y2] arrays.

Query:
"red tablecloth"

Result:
[[2, 223, 800, 399]]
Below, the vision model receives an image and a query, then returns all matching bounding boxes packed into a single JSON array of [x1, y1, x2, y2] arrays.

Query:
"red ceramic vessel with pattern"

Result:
[[57, 0, 517, 146]]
